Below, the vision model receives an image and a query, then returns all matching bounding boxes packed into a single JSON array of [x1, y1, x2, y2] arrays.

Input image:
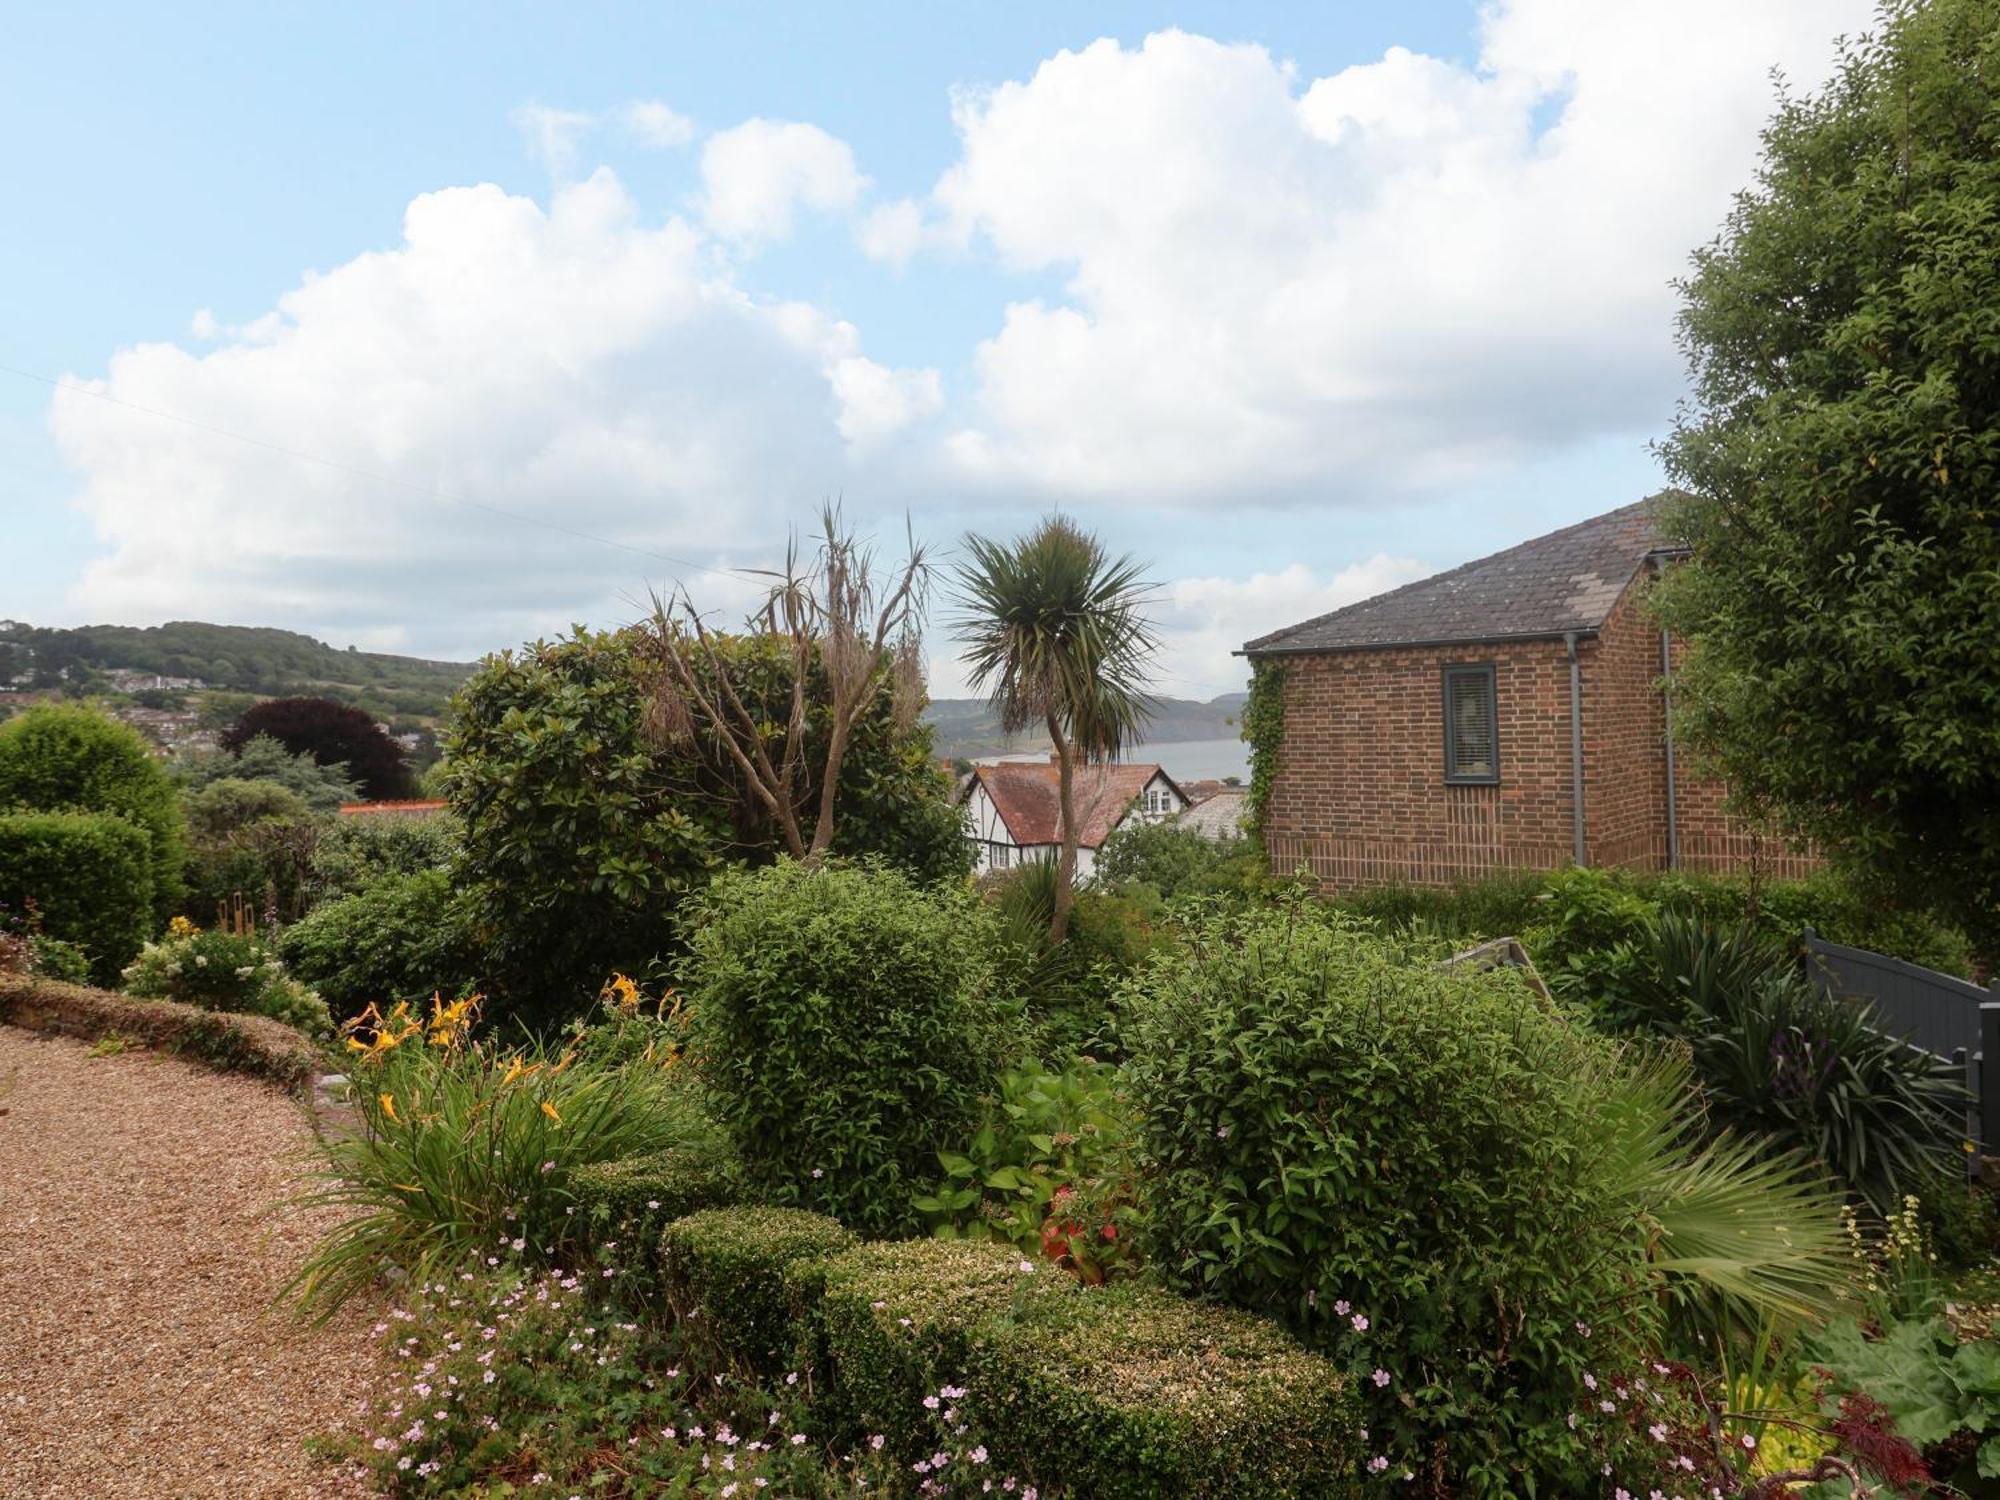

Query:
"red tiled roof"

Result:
[[973, 761, 1174, 849], [338, 799, 448, 817]]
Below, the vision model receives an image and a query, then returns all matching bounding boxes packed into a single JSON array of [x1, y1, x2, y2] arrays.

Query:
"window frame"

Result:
[[1441, 661, 1501, 786], [990, 842, 1011, 870]]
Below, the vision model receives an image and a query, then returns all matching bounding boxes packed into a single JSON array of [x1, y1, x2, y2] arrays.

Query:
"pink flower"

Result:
[[1350, 1313, 1369, 1332], [1371, 1368, 1390, 1387]]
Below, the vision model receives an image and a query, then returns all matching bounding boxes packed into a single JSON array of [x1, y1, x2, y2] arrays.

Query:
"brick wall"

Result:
[[1263, 641, 1580, 887], [1584, 586, 1670, 871], [1262, 574, 1815, 888]]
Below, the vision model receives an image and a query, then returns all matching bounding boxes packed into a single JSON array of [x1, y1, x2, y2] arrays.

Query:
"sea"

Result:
[[977, 735, 1249, 784]]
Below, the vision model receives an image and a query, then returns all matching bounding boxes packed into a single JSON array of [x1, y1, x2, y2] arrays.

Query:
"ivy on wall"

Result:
[[1240, 659, 1286, 860]]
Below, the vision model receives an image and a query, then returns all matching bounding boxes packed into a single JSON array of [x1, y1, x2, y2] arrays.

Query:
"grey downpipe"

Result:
[[1566, 632, 1587, 867], [1660, 627, 1679, 870]]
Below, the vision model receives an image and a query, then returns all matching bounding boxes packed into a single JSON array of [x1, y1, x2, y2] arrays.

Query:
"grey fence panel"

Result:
[[1803, 928, 2000, 1151]]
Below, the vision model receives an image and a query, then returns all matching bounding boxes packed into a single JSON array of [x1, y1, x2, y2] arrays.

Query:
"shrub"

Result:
[[659, 1207, 856, 1373], [180, 815, 320, 927], [0, 810, 154, 981], [173, 733, 359, 812], [222, 695, 414, 799], [445, 628, 969, 1027], [914, 1055, 1142, 1284], [0, 971, 321, 1088], [988, 859, 1169, 1059], [1093, 819, 1260, 902], [303, 811, 459, 905], [289, 997, 701, 1315], [278, 869, 482, 1016], [567, 1146, 744, 1274], [965, 1283, 1359, 1499], [798, 1236, 1068, 1458], [184, 776, 311, 838], [685, 859, 1012, 1237], [1121, 901, 1653, 1491], [122, 922, 333, 1036], [0, 704, 184, 923], [1328, 868, 1549, 941]]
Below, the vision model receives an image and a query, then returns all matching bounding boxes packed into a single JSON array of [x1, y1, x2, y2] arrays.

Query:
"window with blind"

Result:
[[1442, 663, 1500, 784]]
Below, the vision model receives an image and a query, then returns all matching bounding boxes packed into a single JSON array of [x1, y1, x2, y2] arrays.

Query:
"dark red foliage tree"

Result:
[[221, 697, 414, 800]]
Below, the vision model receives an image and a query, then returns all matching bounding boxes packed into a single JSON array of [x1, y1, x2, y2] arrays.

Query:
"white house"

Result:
[[959, 758, 1190, 879]]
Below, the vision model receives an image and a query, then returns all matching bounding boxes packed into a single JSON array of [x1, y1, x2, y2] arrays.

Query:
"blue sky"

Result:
[[1, 0, 1864, 696]]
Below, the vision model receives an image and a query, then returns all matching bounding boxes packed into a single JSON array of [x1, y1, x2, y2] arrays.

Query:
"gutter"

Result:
[[1237, 626, 1602, 660], [1565, 631, 1587, 867]]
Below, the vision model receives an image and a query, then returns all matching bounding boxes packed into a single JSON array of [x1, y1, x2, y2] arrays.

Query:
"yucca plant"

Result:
[[285, 994, 704, 1318]]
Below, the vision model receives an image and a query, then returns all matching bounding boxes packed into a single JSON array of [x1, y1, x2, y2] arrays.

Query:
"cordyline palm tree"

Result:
[[954, 517, 1157, 943]]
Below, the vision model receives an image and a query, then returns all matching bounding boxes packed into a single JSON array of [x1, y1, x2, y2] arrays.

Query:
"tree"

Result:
[[0, 704, 185, 925], [221, 696, 414, 799], [955, 517, 1157, 942], [444, 626, 968, 1027], [174, 733, 361, 812], [1654, 0, 2000, 951], [645, 507, 928, 864]]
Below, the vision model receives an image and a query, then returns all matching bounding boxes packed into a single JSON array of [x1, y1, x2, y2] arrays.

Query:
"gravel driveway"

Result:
[[0, 1027, 380, 1498]]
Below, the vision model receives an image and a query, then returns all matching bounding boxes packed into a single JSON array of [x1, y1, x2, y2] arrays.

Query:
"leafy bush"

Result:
[[1328, 868, 1549, 941], [222, 695, 414, 798], [303, 811, 459, 905], [659, 1207, 856, 1373], [180, 815, 319, 928], [1600, 916, 1962, 1214], [685, 859, 1012, 1238], [1809, 1315, 2000, 1491], [445, 628, 969, 1027], [278, 869, 482, 1016], [174, 733, 359, 812], [1120, 901, 1655, 1491], [1093, 819, 1260, 901], [0, 810, 154, 982], [988, 858, 1168, 1059], [914, 1056, 1142, 1284], [290, 997, 702, 1315], [0, 704, 184, 924], [184, 777, 310, 837], [122, 922, 333, 1036]]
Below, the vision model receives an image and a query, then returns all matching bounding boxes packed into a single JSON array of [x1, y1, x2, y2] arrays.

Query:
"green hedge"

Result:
[[969, 1283, 1359, 1499], [798, 1236, 1354, 1496], [278, 868, 483, 1015], [658, 1207, 855, 1374], [0, 972, 320, 1089], [568, 1147, 744, 1274], [798, 1237, 1067, 1458], [0, 810, 154, 982]]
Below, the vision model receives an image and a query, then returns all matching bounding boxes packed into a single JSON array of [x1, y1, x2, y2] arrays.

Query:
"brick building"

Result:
[[1239, 497, 1812, 889]]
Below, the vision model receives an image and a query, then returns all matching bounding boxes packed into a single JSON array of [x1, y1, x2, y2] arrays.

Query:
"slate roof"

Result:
[[1242, 498, 1671, 656], [971, 761, 1179, 848], [1176, 788, 1248, 840]]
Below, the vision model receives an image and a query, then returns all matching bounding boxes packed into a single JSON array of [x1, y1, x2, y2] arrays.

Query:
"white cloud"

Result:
[[49, 170, 937, 656], [699, 119, 867, 243], [1151, 556, 1433, 698], [511, 101, 599, 177], [622, 99, 696, 148], [878, 4, 1869, 505]]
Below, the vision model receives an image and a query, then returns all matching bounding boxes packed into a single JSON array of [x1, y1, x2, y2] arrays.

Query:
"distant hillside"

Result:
[[0, 621, 475, 720], [924, 692, 1248, 760]]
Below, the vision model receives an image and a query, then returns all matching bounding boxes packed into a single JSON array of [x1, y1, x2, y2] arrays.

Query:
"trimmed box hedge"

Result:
[[794, 1237, 1071, 1457], [969, 1283, 1361, 1498], [568, 1146, 745, 1274], [795, 1238, 1357, 1496], [0, 810, 154, 982], [658, 1206, 855, 1373], [0, 973, 321, 1090]]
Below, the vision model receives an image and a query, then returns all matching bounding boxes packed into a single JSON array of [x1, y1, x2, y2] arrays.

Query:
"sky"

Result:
[[0, 0, 1875, 699]]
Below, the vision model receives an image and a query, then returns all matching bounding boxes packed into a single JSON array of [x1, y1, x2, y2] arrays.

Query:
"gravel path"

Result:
[[0, 1027, 381, 1498]]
